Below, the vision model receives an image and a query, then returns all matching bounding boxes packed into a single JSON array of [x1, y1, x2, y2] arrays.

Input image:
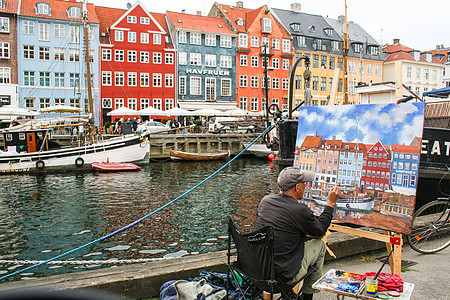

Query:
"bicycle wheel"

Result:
[[407, 200, 450, 253]]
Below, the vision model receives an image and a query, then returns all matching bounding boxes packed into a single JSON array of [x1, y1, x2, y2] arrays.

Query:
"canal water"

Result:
[[0, 158, 280, 280]]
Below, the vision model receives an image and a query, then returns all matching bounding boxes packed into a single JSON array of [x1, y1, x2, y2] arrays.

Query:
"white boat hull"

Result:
[[0, 135, 149, 174], [309, 195, 374, 211]]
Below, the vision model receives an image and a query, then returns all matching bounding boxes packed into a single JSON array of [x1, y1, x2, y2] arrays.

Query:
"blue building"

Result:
[[166, 11, 237, 110], [337, 142, 365, 187], [17, 0, 100, 124], [390, 145, 420, 195]]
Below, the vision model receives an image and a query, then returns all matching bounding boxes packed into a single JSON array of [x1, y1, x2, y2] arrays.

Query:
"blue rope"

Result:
[[0, 124, 276, 282]]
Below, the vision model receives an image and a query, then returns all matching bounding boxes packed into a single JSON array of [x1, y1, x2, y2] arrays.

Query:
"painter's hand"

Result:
[[327, 185, 340, 208]]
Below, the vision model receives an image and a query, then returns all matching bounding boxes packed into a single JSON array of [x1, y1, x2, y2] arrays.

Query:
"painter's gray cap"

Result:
[[278, 167, 314, 191]]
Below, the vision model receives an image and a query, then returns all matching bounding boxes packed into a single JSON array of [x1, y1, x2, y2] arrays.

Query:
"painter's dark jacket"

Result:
[[254, 193, 334, 282]]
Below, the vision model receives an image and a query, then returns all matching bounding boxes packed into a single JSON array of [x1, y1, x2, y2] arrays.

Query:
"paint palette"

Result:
[[312, 269, 365, 297]]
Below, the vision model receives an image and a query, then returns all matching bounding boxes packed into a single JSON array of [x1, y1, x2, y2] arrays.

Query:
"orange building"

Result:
[[294, 135, 322, 174], [209, 2, 292, 113]]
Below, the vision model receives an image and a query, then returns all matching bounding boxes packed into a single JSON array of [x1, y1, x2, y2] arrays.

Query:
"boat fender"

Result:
[[140, 139, 148, 148], [75, 157, 84, 167], [36, 160, 45, 169]]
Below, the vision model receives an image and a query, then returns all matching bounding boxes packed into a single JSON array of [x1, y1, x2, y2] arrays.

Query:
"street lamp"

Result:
[[263, 43, 270, 128], [287, 55, 311, 119]]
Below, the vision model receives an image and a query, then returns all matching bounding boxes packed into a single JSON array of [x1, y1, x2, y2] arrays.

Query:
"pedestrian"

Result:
[[72, 126, 78, 136], [254, 167, 340, 300], [132, 118, 138, 132]]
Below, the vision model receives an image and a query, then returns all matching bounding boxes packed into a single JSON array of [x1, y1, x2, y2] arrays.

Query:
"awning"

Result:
[[178, 101, 238, 112], [423, 86, 450, 98]]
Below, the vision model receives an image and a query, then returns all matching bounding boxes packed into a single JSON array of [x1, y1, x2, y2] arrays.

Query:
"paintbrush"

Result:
[[374, 248, 395, 280]]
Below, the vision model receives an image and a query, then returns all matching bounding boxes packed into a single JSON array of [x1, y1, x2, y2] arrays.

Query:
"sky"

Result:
[[88, 0, 449, 51], [295, 102, 425, 147]]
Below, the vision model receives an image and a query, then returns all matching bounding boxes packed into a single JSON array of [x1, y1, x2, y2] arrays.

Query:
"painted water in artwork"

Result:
[[294, 103, 425, 235]]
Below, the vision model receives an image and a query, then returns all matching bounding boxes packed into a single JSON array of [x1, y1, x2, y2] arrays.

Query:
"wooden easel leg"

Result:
[[384, 231, 403, 276]]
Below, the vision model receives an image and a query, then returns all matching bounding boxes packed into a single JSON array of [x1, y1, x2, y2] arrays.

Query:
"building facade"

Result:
[[315, 139, 341, 184], [294, 135, 322, 175], [0, 0, 19, 109], [209, 2, 292, 113], [17, 0, 100, 123], [166, 10, 237, 111], [390, 144, 420, 194], [96, 2, 175, 124], [361, 141, 391, 191], [337, 142, 365, 187]]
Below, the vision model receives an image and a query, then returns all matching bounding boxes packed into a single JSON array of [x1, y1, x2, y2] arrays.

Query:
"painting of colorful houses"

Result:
[[293, 103, 425, 235]]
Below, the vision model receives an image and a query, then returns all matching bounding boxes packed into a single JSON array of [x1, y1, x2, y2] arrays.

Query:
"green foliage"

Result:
[[162, 118, 169, 124], [104, 122, 111, 128]]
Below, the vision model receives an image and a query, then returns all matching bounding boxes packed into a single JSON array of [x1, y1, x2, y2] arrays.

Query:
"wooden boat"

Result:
[[92, 162, 141, 172], [170, 150, 230, 161], [243, 143, 278, 158]]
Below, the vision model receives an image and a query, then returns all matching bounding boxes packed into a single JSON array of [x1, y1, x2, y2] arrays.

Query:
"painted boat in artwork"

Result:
[[92, 162, 141, 172], [0, 129, 149, 174], [306, 194, 375, 211], [170, 150, 230, 161]]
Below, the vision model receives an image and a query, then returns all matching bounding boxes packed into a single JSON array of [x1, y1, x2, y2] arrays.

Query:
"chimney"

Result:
[[236, 1, 243, 9], [196, 11, 202, 16], [291, 3, 301, 13], [436, 44, 442, 50], [338, 15, 345, 22], [393, 38, 399, 45]]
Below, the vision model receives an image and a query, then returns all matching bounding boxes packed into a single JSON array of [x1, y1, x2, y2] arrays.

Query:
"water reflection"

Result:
[[0, 158, 280, 279]]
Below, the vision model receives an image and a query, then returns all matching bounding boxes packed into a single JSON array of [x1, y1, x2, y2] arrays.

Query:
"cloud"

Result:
[[398, 115, 424, 145], [298, 109, 325, 124], [387, 102, 419, 124]]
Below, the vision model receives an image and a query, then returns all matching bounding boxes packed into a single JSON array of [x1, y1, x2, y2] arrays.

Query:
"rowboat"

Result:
[[170, 150, 230, 161], [92, 162, 141, 172]]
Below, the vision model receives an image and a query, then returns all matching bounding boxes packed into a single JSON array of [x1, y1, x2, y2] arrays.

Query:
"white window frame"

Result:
[[23, 20, 34, 35], [140, 73, 149, 87], [140, 17, 150, 25], [190, 77, 201, 95], [102, 49, 111, 61], [102, 71, 112, 86], [153, 34, 161, 45], [140, 51, 149, 63], [205, 54, 216, 67], [128, 72, 137, 86], [54, 47, 65, 61], [205, 34, 216, 46], [128, 50, 137, 62], [140, 98, 149, 109], [178, 31, 187, 43], [220, 55, 232, 68], [190, 32, 201, 45], [153, 52, 162, 64], [165, 74, 174, 87], [179, 52, 187, 65], [69, 25, 79, 43], [250, 36, 259, 47], [115, 72, 124, 86], [165, 53, 174, 64], [0, 67, 10, 84], [153, 73, 162, 87], [128, 98, 137, 110], [115, 50, 124, 61], [127, 16, 137, 23], [39, 22, 50, 41], [282, 39, 291, 52], [128, 31, 137, 43], [54, 23, 65, 38], [141, 32, 149, 44], [102, 98, 112, 109], [261, 18, 272, 33], [0, 42, 10, 59], [240, 55, 247, 66], [221, 78, 231, 96], [190, 52, 202, 66], [115, 30, 124, 42], [0, 17, 9, 33], [220, 36, 232, 48], [239, 33, 248, 47], [179, 76, 186, 95]]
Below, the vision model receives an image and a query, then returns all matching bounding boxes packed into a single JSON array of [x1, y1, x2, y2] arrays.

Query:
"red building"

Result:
[[361, 141, 391, 191], [96, 2, 175, 124], [209, 2, 292, 113]]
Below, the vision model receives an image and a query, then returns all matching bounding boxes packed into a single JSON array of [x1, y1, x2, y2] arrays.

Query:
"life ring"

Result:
[[140, 139, 148, 148], [36, 160, 45, 169], [75, 157, 84, 167]]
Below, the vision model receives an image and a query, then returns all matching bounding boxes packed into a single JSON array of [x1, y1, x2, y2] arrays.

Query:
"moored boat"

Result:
[[243, 143, 278, 158], [92, 162, 141, 172], [170, 150, 230, 161]]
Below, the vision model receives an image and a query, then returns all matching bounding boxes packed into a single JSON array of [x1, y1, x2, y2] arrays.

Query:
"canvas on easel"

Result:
[[294, 103, 425, 235]]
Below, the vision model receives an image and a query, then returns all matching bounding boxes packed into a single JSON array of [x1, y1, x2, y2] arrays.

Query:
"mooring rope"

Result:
[[0, 125, 275, 282], [0, 258, 165, 265]]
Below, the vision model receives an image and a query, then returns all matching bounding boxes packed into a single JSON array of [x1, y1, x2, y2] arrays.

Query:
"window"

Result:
[[115, 72, 124, 86], [240, 97, 247, 110], [240, 75, 248, 87], [24, 98, 35, 109], [115, 30, 124, 42], [206, 78, 216, 101], [24, 71, 35, 86], [140, 98, 149, 109], [115, 50, 124, 61], [140, 73, 149, 87], [179, 52, 187, 65], [297, 36, 306, 46], [359, 62, 364, 74], [205, 54, 216, 67], [23, 20, 34, 35], [128, 50, 137, 62], [353, 43, 362, 53], [153, 34, 161, 45], [141, 17, 150, 24], [114, 98, 124, 109], [250, 97, 258, 111], [165, 74, 174, 87], [272, 78, 279, 89], [54, 72, 64, 87], [127, 98, 137, 110], [39, 22, 50, 41], [425, 69, 429, 80], [250, 36, 259, 47], [0, 17, 9, 33], [283, 59, 289, 70], [349, 61, 357, 73], [251, 56, 258, 67], [0, 67, 10, 84], [153, 52, 161, 64], [239, 33, 247, 47], [141, 32, 149, 44], [240, 55, 247, 66], [282, 39, 290, 52], [102, 71, 111, 86], [69, 49, 79, 62], [69, 73, 80, 87], [39, 98, 50, 108], [68, 6, 81, 18], [179, 76, 186, 95], [102, 98, 112, 109], [190, 77, 201, 95], [54, 48, 64, 61], [190, 53, 201, 66], [375, 64, 380, 75], [321, 56, 327, 69], [39, 47, 50, 60], [312, 76, 318, 91], [153, 73, 162, 87], [128, 31, 136, 43], [128, 72, 137, 86], [261, 18, 271, 33], [165, 98, 174, 110], [368, 46, 379, 55], [69, 25, 79, 43], [179, 31, 187, 43], [102, 49, 111, 61], [190, 32, 201, 45], [261, 37, 270, 49], [153, 98, 162, 110], [321, 77, 326, 91], [349, 81, 356, 95], [220, 36, 232, 48], [368, 63, 373, 74], [251, 76, 259, 88], [282, 79, 289, 90], [295, 75, 302, 90], [127, 15, 137, 23], [272, 58, 279, 69], [220, 55, 232, 68], [139, 51, 149, 63], [37, 2, 50, 15], [165, 53, 174, 64], [0, 42, 9, 59], [205, 34, 216, 46], [272, 38, 280, 50], [221, 79, 231, 96]]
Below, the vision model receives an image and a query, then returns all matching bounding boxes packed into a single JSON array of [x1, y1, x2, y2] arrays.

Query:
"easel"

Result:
[[326, 222, 403, 275]]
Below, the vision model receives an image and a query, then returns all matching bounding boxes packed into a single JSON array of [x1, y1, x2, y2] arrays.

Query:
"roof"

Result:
[[20, 0, 99, 23], [217, 3, 253, 32], [341, 142, 365, 152], [320, 139, 342, 149], [95, 6, 124, 44], [421, 48, 450, 64], [383, 43, 415, 53], [390, 145, 420, 154], [0, 0, 19, 14], [166, 11, 236, 35], [301, 136, 322, 148], [383, 40, 430, 63]]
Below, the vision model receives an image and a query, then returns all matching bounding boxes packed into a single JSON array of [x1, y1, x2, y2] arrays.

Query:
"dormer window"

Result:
[[324, 28, 333, 36], [262, 18, 271, 33], [236, 18, 244, 26], [368, 45, 379, 55], [290, 23, 301, 32], [67, 6, 81, 19], [308, 25, 315, 32], [353, 43, 363, 53], [36, 2, 51, 16]]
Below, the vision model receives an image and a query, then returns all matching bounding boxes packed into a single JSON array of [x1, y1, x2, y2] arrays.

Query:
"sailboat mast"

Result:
[[83, 0, 94, 125], [342, 0, 349, 105]]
